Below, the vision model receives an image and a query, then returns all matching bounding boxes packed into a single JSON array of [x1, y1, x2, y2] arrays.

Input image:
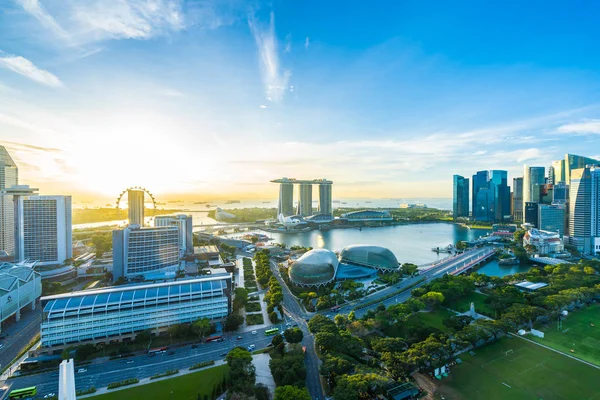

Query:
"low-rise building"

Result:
[[40, 273, 232, 351], [194, 245, 223, 267], [0, 261, 42, 330], [523, 228, 564, 255]]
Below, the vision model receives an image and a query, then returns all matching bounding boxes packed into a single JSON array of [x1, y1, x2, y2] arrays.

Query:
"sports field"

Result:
[[90, 364, 229, 400], [530, 304, 600, 366], [435, 337, 600, 400]]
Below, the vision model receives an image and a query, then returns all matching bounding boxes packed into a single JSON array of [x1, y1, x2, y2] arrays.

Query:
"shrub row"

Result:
[[150, 369, 179, 380], [189, 360, 215, 370], [107, 378, 139, 389], [76, 387, 97, 396]]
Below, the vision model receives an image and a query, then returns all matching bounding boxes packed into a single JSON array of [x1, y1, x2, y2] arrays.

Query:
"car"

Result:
[[267, 343, 273, 347], [77, 368, 87, 373], [236, 335, 243, 340], [0, 344, 3, 349], [191, 344, 198, 349], [247, 345, 255, 351], [43, 393, 56, 399], [126, 360, 134, 364], [251, 330, 257, 335], [285, 322, 292, 327], [220, 352, 228, 357]]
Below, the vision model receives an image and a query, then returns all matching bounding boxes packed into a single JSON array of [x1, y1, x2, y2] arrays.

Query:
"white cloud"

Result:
[[259, 105, 267, 109], [249, 12, 291, 102], [16, 0, 71, 42], [15, 0, 238, 46], [71, 0, 184, 41], [305, 37, 310, 49], [557, 119, 600, 135], [159, 88, 185, 97], [0, 55, 63, 87]]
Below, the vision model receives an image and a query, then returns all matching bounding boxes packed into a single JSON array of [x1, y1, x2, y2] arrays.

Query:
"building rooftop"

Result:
[[41, 272, 232, 301], [270, 178, 333, 184], [514, 281, 549, 291], [195, 246, 220, 255]]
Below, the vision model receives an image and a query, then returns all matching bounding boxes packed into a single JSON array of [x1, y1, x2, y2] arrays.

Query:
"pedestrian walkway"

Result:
[[79, 360, 227, 398]]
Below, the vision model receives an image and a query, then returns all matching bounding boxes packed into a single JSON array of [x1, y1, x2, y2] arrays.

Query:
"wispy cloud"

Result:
[[557, 119, 600, 135], [159, 88, 186, 97], [284, 34, 291, 53], [15, 0, 240, 47], [0, 54, 63, 87], [16, 0, 71, 42], [249, 12, 291, 102], [71, 0, 184, 41], [304, 37, 310, 49]]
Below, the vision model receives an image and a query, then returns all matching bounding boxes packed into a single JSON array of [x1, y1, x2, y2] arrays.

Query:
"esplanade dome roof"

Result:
[[339, 245, 399, 270], [288, 249, 338, 286]]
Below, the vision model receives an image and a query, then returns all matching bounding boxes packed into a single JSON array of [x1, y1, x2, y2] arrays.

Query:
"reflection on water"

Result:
[[259, 223, 530, 278]]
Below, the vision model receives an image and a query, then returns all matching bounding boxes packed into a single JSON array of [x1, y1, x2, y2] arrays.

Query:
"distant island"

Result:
[[72, 207, 180, 224]]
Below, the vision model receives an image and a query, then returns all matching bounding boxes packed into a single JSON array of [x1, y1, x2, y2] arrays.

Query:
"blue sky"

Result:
[[1, 0, 599, 202]]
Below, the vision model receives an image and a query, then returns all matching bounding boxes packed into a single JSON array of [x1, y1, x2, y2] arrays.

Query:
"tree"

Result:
[[233, 287, 249, 311], [584, 266, 596, 275], [315, 331, 339, 353], [308, 314, 337, 334], [134, 329, 152, 346], [226, 348, 256, 393], [514, 229, 526, 242], [272, 334, 284, 347], [269, 350, 306, 387], [421, 291, 445, 308], [333, 373, 388, 400], [192, 318, 211, 341], [224, 313, 244, 331], [274, 386, 311, 400], [401, 263, 419, 276], [283, 327, 303, 344], [75, 344, 96, 360]]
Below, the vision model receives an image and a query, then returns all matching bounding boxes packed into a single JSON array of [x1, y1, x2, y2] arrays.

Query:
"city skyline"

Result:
[[1, 2, 600, 201]]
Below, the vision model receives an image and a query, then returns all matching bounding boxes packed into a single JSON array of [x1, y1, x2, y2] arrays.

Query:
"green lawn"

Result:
[[383, 308, 456, 337], [435, 337, 600, 400], [90, 365, 229, 400], [445, 292, 494, 317], [416, 309, 456, 332], [530, 304, 600, 366], [245, 302, 262, 312]]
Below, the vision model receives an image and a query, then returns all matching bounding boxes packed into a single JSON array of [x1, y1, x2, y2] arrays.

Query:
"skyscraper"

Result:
[[524, 202, 539, 227], [277, 181, 294, 216], [0, 146, 18, 256], [452, 175, 469, 218], [14, 192, 72, 266], [512, 177, 523, 222], [569, 167, 593, 253], [127, 189, 145, 225], [565, 154, 600, 185], [553, 181, 568, 204], [522, 165, 545, 218], [551, 159, 565, 185], [538, 204, 566, 236], [318, 181, 333, 216], [472, 171, 490, 221], [297, 183, 312, 216], [154, 214, 193, 256], [591, 167, 600, 255], [489, 170, 510, 221]]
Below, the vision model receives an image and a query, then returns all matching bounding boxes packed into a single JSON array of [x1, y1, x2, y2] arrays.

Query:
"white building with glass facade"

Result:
[[15, 194, 72, 266], [40, 273, 232, 350], [0, 146, 18, 257], [112, 225, 180, 281], [0, 261, 42, 331], [523, 228, 564, 256], [154, 214, 194, 257]]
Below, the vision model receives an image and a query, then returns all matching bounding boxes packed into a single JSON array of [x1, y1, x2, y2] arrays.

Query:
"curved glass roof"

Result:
[[288, 249, 338, 286], [339, 245, 399, 270]]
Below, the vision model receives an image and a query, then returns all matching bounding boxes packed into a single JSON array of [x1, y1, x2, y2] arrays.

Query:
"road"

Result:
[[267, 259, 325, 400], [0, 307, 41, 373], [2, 248, 493, 400], [1, 327, 277, 399]]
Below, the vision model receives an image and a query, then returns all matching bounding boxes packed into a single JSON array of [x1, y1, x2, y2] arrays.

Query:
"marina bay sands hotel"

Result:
[[271, 178, 333, 217]]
